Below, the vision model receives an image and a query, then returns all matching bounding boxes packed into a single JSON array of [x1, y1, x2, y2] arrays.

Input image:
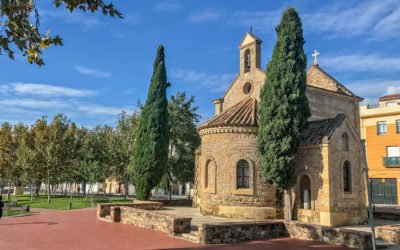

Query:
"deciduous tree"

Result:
[[0, 0, 122, 66], [165, 92, 200, 199]]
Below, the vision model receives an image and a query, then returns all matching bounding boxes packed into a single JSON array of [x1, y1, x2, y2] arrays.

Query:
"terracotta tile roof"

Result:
[[379, 93, 400, 101], [306, 65, 361, 100], [298, 114, 346, 146], [198, 97, 258, 129]]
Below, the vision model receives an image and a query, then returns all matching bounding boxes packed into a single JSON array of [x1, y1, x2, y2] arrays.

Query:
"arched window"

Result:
[[343, 161, 352, 192], [205, 160, 210, 188], [237, 160, 249, 188], [342, 133, 349, 151], [244, 49, 251, 72], [300, 175, 311, 210]]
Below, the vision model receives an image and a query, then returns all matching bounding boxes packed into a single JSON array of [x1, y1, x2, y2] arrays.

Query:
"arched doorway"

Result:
[[300, 175, 311, 210]]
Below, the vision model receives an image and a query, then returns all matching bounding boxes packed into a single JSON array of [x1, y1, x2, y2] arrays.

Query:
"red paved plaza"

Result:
[[0, 208, 347, 250]]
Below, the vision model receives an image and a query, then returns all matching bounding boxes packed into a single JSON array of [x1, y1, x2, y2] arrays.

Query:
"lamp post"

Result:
[[361, 139, 376, 250]]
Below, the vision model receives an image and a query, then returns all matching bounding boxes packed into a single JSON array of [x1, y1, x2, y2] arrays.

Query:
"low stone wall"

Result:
[[198, 221, 288, 244], [152, 199, 192, 207], [120, 206, 192, 235], [376, 224, 400, 244], [284, 221, 372, 250], [97, 201, 163, 218], [374, 209, 400, 221], [197, 220, 372, 249]]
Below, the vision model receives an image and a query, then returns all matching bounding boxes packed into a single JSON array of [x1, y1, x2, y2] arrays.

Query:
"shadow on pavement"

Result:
[[0, 221, 58, 226]]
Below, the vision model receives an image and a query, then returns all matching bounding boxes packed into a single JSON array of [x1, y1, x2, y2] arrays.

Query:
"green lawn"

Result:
[[2, 194, 132, 210]]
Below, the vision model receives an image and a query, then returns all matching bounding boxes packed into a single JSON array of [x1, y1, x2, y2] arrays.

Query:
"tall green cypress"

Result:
[[257, 8, 310, 191], [132, 46, 170, 200]]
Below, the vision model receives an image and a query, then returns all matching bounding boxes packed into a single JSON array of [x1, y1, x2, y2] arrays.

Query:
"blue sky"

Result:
[[1, 0, 400, 127]]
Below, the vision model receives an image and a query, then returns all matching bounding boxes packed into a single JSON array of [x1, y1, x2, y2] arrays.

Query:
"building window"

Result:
[[236, 160, 249, 188], [244, 49, 251, 72], [377, 122, 387, 135], [343, 161, 352, 192], [397, 120, 400, 134], [342, 133, 349, 151], [205, 162, 209, 188]]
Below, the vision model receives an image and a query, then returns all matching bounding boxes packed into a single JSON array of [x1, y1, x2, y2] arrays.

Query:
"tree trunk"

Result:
[[83, 180, 86, 196], [47, 169, 51, 203], [85, 184, 92, 202], [168, 178, 172, 200], [124, 176, 129, 200], [7, 179, 11, 200], [30, 182, 34, 201], [287, 189, 293, 221]]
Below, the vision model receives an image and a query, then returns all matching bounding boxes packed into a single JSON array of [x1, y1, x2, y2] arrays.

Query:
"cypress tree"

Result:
[[132, 46, 170, 200], [257, 8, 310, 191]]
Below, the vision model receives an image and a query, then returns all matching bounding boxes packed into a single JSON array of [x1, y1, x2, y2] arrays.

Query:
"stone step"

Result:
[[179, 231, 200, 243]]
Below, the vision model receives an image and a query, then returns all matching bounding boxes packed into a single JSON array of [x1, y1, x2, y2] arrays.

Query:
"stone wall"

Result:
[[376, 225, 400, 244], [97, 201, 163, 218], [284, 221, 372, 250], [198, 221, 288, 244], [197, 220, 372, 250], [307, 87, 360, 129], [326, 122, 367, 226], [195, 130, 279, 219], [293, 145, 326, 224], [119, 207, 192, 236], [152, 199, 192, 207], [222, 69, 265, 111]]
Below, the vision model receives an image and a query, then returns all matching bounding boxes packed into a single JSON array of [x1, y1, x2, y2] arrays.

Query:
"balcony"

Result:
[[383, 157, 400, 167]]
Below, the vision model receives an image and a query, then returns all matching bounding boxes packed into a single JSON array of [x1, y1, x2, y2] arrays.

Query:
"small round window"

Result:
[[243, 82, 252, 95]]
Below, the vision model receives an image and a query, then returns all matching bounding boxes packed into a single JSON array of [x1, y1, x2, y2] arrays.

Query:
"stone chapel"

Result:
[[193, 32, 368, 227]]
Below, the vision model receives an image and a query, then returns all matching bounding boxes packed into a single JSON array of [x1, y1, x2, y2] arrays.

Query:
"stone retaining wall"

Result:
[[376, 224, 400, 244], [374, 210, 400, 220], [197, 220, 372, 249], [284, 221, 372, 250], [120, 207, 192, 235], [198, 221, 288, 244], [97, 201, 163, 218], [152, 199, 192, 207]]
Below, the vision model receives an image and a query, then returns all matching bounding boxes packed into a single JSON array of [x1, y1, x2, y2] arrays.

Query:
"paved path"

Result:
[[0, 208, 347, 250]]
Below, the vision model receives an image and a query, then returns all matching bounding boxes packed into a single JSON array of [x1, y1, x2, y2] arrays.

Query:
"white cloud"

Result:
[[75, 66, 112, 78], [320, 54, 400, 73], [40, 9, 103, 31], [77, 103, 128, 116], [170, 69, 236, 93], [0, 98, 67, 109], [387, 86, 400, 95], [228, 11, 280, 32], [347, 79, 400, 104], [153, 1, 183, 13], [185, 1, 400, 39], [303, 0, 400, 40], [1, 83, 97, 97], [186, 9, 224, 23]]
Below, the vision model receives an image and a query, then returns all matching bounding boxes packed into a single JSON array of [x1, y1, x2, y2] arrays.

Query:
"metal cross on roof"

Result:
[[312, 50, 320, 65]]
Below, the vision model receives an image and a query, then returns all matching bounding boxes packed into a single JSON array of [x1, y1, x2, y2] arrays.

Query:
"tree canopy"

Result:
[[131, 45, 170, 200], [257, 7, 310, 191], [0, 0, 122, 66]]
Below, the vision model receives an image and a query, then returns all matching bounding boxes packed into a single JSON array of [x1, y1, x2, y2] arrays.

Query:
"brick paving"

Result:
[[0, 208, 347, 250]]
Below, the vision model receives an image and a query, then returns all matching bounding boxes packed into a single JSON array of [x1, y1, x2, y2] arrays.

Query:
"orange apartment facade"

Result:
[[360, 94, 400, 205]]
